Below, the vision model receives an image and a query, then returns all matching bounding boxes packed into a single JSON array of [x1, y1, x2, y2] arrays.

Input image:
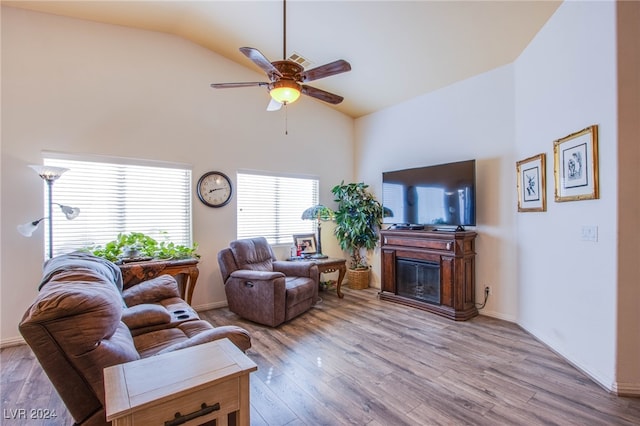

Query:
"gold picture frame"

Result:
[[516, 153, 546, 212], [553, 125, 599, 202]]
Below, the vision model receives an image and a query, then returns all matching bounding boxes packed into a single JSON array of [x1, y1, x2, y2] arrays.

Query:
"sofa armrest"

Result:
[[122, 275, 180, 307], [121, 304, 171, 330], [273, 260, 318, 279]]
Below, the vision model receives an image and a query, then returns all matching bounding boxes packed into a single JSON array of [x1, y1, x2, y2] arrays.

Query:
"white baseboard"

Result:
[[193, 300, 228, 312], [518, 322, 640, 397], [612, 382, 640, 397], [576, 363, 640, 397], [478, 309, 517, 323], [0, 336, 26, 349]]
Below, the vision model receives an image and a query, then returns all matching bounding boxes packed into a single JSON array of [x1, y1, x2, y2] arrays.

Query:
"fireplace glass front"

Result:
[[396, 258, 440, 304]]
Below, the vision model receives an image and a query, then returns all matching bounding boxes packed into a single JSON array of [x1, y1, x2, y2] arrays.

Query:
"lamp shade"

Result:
[[58, 204, 81, 220], [301, 205, 333, 221], [270, 80, 301, 104], [17, 218, 45, 237], [53, 203, 80, 220], [29, 165, 69, 182]]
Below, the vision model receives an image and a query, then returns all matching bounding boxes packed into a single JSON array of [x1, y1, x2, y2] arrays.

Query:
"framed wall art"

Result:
[[516, 153, 546, 212], [553, 125, 599, 202]]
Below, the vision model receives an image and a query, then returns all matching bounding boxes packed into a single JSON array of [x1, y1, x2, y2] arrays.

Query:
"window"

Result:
[[43, 154, 192, 258], [237, 171, 318, 244]]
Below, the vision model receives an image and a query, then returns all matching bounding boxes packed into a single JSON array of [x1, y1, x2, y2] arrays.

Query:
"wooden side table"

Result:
[[119, 258, 199, 305], [289, 257, 346, 298], [104, 338, 257, 426]]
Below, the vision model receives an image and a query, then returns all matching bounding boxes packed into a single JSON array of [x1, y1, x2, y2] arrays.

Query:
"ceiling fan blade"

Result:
[[210, 82, 269, 89], [266, 98, 283, 111], [239, 47, 282, 78], [301, 59, 351, 82], [301, 85, 344, 105]]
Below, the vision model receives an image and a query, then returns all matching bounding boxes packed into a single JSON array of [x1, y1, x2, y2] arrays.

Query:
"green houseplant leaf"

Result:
[[331, 181, 383, 269], [87, 232, 199, 262]]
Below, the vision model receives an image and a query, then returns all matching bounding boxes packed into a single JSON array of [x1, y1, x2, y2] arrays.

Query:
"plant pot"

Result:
[[347, 268, 370, 290], [122, 247, 140, 259]]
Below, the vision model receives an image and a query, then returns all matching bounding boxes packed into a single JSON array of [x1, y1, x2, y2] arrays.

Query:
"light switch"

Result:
[[581, 225, 598, 242]]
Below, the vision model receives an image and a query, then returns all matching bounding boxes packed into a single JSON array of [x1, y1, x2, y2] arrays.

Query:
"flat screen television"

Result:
[[382, 159, 476, 230]]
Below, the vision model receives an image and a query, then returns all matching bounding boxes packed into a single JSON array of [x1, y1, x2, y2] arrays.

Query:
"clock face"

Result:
[[197, 171, 233, 207]]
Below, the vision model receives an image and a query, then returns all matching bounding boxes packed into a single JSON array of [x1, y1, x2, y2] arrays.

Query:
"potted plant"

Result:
[[331, 181, 383, 289], [87, 232, 199, 263]]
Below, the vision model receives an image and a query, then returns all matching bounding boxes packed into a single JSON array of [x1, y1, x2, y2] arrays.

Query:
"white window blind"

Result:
[[43, 156, 192, 258], [237, 171, 318, 244]]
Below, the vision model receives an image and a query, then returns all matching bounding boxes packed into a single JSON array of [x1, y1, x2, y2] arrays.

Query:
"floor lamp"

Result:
[[17, 165, 80, 259]]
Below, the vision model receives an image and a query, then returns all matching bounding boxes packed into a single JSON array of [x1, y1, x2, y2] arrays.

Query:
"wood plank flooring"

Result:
[[2, 287, 639, 425]]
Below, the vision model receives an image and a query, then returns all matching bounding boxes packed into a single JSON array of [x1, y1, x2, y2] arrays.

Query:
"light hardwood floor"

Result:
[[2, 287, 639, 425]]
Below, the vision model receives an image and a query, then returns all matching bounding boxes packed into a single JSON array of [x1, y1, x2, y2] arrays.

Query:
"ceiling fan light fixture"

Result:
[[269, 80, 301, 104]]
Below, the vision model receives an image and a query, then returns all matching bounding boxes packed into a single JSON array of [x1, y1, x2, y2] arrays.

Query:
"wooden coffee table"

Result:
[[104, 338, 257, 426]]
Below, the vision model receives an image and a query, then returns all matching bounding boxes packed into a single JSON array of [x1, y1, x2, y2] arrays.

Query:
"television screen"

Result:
[[382, 159, 476, 228]]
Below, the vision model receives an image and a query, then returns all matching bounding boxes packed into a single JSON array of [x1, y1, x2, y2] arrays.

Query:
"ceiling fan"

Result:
[[210, 0, 351, 111]]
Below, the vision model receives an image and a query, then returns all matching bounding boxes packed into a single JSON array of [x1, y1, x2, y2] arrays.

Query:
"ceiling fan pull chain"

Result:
[[285, 103, 289, 135]]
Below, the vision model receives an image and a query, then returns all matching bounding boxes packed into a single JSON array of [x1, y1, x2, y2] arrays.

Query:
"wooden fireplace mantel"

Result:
[[380, 229, 478, 321]]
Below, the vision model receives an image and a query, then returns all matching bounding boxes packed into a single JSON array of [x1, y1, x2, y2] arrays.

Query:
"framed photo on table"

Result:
[[553, 125, 599, 202], [516, 153, 546, 212], [293, 234, 317, 255]]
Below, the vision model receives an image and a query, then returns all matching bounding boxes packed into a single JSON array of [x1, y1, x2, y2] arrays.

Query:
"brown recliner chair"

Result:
[[19, 252, 251, 426], [218, 237, 319, 327]]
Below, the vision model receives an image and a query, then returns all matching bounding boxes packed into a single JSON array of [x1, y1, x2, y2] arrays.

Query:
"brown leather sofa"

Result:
[[218, 237, 319, 327], [19, 252, 251, 426]]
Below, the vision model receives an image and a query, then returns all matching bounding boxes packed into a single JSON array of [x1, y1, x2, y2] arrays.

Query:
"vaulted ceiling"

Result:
[[4, 0, 561, 118]]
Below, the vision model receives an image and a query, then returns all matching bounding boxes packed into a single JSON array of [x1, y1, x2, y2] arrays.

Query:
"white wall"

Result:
[[355, 65, 518, 321], [355, 0, 634, 393], [514, 0, 618, 390], [0, 7, 352, 344]]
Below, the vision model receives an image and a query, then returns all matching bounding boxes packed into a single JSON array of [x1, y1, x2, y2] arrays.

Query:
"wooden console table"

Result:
[[104, 338, 257, 426], [119, 258, 199, 305], [289, 257, 347, 298]]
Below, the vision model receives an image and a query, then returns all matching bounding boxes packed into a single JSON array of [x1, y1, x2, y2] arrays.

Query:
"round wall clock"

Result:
[[196, 171, 233, 208]]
